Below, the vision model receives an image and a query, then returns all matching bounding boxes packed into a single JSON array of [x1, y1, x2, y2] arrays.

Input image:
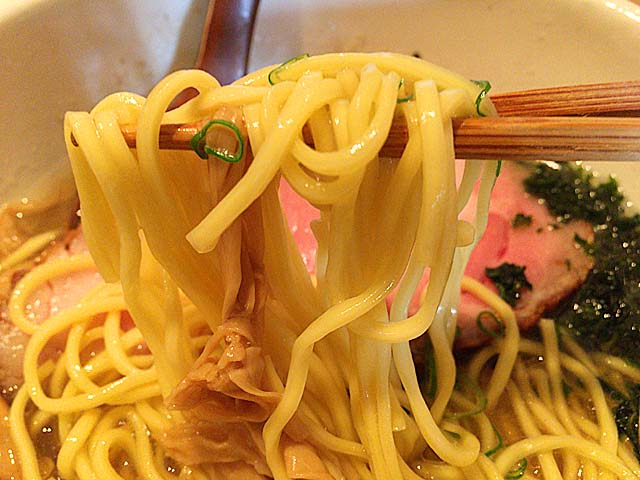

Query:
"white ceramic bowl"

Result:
[[0, 0, 208, 204], [1, 0, 639, 207]]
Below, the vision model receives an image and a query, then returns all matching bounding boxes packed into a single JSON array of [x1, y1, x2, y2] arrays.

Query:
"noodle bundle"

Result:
[[5, 53, 639, 479]]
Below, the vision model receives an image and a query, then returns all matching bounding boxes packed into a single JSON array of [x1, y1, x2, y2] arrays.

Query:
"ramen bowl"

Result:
[[0, 0, 208, 205], [1, 1, 640, 477]]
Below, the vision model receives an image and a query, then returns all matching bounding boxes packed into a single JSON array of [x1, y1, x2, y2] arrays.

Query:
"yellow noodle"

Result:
[[507, 379, 563, 480], [56, 408, 102, 479], [539, 320, 618, 453], [494, 435, 635, 479], [0, 228, 63, 273], [9, 361, 56, 479], [461, 276, 519, 407]]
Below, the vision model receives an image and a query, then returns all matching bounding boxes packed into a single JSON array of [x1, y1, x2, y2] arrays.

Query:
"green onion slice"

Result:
[[421, 341, 437, 399], [268, 53, 310, 85], [471, 79, 492, 117], [505, 458, 528, 480], [443, 430, 461, 440], [476, 310, 505, 339], [190, 119, 245, 163], [445, 375, 488, 420], [483, 424, 504, 457], [397, 78, 414, 103], [397, 92, 414, 103]]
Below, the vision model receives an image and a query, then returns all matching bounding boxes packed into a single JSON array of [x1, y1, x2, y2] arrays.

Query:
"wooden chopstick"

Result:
[[69, 80, 640, 163], [94, 116, 640, 163], [491, 80, 640, 117], [451, 116, 640, 162]]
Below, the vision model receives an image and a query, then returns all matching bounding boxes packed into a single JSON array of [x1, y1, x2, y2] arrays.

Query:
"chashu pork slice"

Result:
[[454, 162, 593, 346]]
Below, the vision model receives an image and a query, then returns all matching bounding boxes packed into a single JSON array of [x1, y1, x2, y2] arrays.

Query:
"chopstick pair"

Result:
[[70, 80, 640, 163]]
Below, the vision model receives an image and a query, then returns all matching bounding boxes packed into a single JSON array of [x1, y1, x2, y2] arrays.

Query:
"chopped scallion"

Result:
[[471, 79, 492, 117], [397, 78, 414, 103], [268, 53, 310, 85], [445, 375, 488, 420], [443, 430, 461, 440], [476, 310, 505, 339], [483, 424, 504, 457], [505, 458, 528, 480], [421, 341, 437, 399], [190, 119, 245, 163], [397, 92, 414, 103]]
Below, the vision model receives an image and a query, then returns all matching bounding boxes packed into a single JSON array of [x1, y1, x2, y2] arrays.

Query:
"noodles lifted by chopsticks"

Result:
[[6, 53, 639, 479]]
